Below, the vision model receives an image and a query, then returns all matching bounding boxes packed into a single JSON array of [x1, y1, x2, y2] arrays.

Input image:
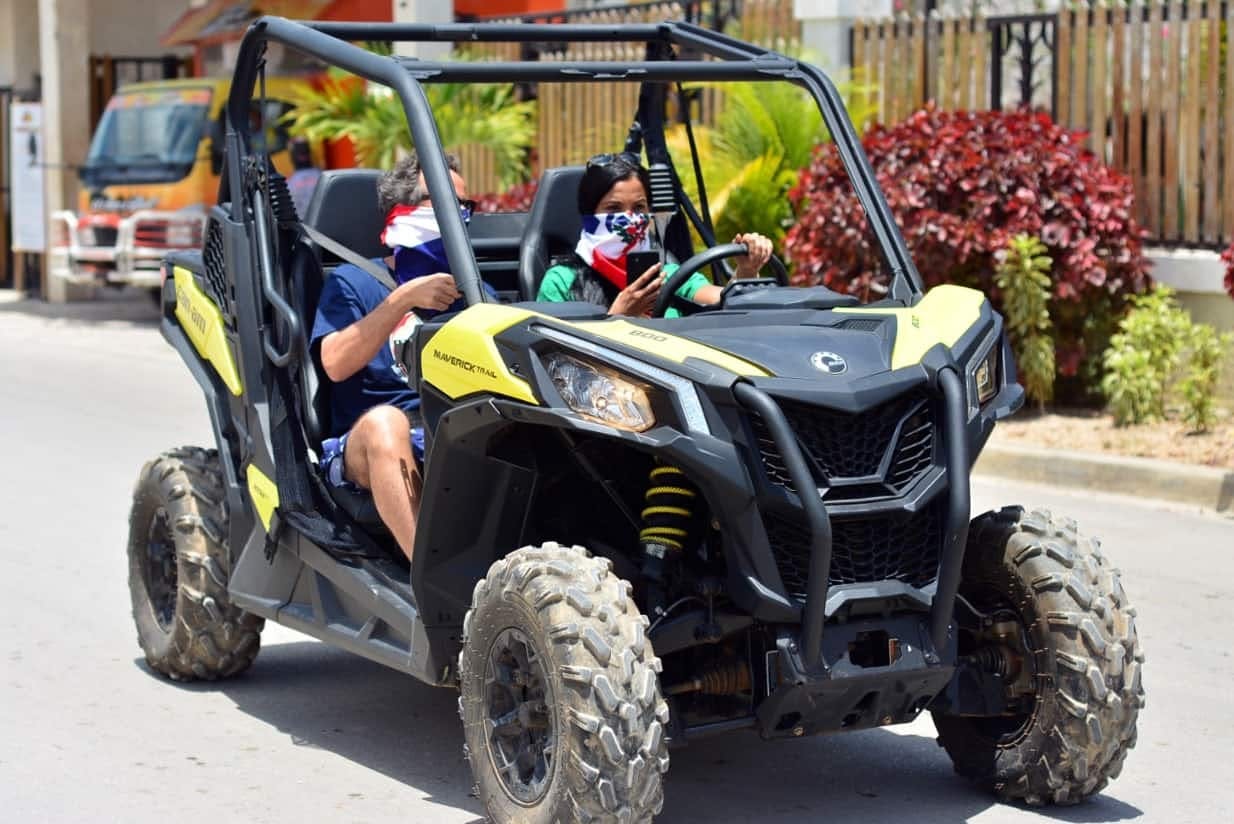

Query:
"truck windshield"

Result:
[[82, 87, 213, 185]]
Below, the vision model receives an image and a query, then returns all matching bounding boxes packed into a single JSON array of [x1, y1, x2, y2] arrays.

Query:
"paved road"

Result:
[[2, 291, 1231, 823]]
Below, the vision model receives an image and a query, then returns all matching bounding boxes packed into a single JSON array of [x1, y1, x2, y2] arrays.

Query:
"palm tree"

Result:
[[285, 67, 537, 188], [666, 65, 876, 253]]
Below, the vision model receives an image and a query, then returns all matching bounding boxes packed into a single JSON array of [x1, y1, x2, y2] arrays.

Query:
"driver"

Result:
[[311, 152, 477, 562], [535, 152, 772, 317]]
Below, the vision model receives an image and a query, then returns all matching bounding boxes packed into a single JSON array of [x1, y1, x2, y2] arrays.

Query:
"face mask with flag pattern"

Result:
[[381, 204, 453, 286], [574, 211, 652, 290]]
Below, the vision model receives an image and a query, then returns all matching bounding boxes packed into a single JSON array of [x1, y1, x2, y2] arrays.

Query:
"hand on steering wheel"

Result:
[[652, 242, 789, 318]]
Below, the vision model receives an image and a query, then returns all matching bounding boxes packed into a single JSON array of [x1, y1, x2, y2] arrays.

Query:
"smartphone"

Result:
[[627, 250, 662, 280]]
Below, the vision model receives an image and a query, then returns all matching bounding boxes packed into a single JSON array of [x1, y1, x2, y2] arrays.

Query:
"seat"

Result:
[[290, 168, 389, 446], [517, 166, 586, 301], [288, 169, 389, 530]]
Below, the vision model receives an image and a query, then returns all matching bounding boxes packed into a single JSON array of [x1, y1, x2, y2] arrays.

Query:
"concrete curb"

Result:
[[974, 441, 1234, 514]]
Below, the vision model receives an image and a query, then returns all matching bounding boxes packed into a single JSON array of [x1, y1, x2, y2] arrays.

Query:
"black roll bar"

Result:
[[929, 369, 972, 654], [227, 16, 926, 307]]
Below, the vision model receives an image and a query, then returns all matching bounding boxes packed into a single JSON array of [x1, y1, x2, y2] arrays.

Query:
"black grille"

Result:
[[751, 393, 935, 501], [84, 227, 118, 247], [763, 497, 945, 599], [837, 317, 886, 332], [202, 219, 231, 318]]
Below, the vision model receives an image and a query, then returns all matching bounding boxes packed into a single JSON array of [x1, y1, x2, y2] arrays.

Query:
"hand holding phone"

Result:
[[626, 250, 662, 281]]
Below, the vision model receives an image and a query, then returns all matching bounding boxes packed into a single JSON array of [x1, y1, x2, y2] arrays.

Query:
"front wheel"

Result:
[[933, 506, 1144, 805], [458, 543, 670, 824], [127, 446, 263, 680]]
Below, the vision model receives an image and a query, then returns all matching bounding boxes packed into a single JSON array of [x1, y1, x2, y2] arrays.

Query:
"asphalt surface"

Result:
[[2, 290, 1231, 823]]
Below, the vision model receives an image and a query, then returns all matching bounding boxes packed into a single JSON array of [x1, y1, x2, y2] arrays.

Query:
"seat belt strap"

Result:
[[299, 223, 398, 291]]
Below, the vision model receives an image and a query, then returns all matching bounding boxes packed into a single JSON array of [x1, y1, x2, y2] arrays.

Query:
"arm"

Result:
[[320, 274, 460, 383], [536, 265, 574, 302], [691, 233, 775, 305]]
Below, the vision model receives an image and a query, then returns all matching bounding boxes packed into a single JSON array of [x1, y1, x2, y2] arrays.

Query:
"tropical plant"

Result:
[[1100, 285, 1230, 430], [664, 65, 875, 250], [284, 67, 537, 188], [995, 235, 1055, 410], [786, 106, 1150, 400], [1178, 323, 1233, 433]]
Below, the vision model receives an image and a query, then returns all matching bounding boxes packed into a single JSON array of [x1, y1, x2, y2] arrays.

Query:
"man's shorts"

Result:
[[320, 427, 425, 491]]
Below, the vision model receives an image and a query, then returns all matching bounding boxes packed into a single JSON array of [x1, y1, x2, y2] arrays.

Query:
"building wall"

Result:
[[88, 0, 190, 57], [0, 0, 41, 92]]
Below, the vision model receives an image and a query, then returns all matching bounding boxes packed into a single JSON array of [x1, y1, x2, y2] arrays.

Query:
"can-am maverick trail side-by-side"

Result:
[[127, 17, 1144, 823]]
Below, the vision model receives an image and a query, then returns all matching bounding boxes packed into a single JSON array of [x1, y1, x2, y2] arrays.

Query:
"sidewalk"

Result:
[[975, 440, 1234, 515]]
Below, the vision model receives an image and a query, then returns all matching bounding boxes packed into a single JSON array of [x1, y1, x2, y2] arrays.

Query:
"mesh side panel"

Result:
[[836, 317, 886, 332], [202, 219, 231, 319]]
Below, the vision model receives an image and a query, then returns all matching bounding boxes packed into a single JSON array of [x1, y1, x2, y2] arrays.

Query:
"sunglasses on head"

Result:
[[586, 151, 641, 169]]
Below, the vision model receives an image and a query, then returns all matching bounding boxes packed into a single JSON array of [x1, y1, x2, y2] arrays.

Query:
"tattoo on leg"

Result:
[[399, 458, 417, 509]]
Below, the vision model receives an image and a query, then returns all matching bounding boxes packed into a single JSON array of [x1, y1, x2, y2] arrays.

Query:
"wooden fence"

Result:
[[456, 0, 800, 195], [852, 1, 1233, 248]]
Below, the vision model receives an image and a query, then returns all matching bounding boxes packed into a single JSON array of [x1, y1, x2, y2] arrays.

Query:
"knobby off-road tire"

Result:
[[127, 446, 263, 681], [933, 506, 1145, 805], [459, 543, 670, 824]]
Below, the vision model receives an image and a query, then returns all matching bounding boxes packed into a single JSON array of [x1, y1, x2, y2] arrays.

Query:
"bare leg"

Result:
[[342, 406, 421, 561]]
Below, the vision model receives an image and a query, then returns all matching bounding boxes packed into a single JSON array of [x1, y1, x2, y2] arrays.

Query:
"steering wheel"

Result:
[[652, 243, 790, 318]]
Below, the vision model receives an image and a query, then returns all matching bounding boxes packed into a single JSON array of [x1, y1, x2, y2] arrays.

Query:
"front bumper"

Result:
[[49, 210, 205, 288]]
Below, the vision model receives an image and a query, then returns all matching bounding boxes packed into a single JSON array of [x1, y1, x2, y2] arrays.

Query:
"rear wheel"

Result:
[[933, 506, 1144, 805], [458, 543, 670, 823], [127, 446, 263, 680]]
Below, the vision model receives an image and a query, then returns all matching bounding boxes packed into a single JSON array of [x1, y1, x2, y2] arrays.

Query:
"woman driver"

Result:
[[535, 152, 773, 318]]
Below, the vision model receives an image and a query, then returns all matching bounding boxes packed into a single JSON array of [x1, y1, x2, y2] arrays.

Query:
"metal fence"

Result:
[[852, 0, 1233, 248]]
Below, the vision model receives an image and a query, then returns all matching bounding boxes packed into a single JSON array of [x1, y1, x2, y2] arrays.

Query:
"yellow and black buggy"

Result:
[[127, 17, 1144, 823]]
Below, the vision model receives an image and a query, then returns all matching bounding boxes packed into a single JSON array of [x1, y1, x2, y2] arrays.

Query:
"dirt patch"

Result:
[[991, 408, 1234, 469]]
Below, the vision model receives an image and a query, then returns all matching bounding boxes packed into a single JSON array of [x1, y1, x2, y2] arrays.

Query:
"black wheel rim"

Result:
[[144, 507, 178, 632], [484, 627, 556, 804]]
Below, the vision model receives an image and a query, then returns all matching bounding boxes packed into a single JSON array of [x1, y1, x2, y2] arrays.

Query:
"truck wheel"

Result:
[[459, 543, 670, 824], [127, 446, 263, 681], [933, 506, 1144, 805]]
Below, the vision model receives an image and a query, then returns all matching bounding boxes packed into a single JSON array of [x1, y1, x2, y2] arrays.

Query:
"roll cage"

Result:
[[224, 17, 925, 314]]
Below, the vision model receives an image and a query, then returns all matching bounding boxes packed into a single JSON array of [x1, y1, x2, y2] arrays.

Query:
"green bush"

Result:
[[1100, 286, 1231, 430], [1178, 324, 1233, 432], [995, 235, 1055, 410]]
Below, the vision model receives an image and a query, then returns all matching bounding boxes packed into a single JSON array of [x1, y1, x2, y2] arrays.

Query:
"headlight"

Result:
[[545, 351, 655, 432], [973, 341, 999, 405], [165, 222, 197, 247]]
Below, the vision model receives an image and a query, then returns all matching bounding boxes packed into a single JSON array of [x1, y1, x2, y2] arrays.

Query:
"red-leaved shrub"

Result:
[[785, 107, 1150, 381], [1222, 243, 1234, 300], [476, 180, 539, 213]]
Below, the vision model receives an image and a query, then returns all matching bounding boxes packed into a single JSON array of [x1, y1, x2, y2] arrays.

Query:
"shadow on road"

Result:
[[0, 288, 161, 327], [139, 641, 1144, 824]]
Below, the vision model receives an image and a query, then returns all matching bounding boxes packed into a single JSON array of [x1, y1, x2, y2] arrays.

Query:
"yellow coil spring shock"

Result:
[[639, 465, 698, 609]]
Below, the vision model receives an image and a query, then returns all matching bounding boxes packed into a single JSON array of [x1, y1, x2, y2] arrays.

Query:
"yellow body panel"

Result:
[[421, 304, 539, 404], [570, 319, 772, 377], [246, 464, 279, 532], [173, 266, 243, 396], [834, 284, 986, 370]]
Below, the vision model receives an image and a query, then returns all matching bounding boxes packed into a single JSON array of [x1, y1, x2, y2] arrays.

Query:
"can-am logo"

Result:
[[810, 351, 847, 374]]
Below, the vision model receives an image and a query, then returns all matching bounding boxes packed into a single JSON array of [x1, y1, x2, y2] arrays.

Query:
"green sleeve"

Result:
[[536, 264, 576, 302], [676, 268, 712, 302]]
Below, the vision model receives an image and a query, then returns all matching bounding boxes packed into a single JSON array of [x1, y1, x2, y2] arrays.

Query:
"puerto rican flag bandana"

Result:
[[381, 204, 451, 285], [574, 211, 652, 290]]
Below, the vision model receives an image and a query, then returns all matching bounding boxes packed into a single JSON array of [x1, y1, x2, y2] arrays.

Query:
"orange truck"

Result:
[[52, 76, 308, 290]]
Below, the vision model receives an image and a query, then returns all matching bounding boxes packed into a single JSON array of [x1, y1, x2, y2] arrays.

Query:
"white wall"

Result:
[[0, 0, 42, 92], [87, 0, 191, 57]]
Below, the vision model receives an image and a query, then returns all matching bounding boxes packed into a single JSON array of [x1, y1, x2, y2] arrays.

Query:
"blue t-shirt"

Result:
[[310, 260, 495, 438]]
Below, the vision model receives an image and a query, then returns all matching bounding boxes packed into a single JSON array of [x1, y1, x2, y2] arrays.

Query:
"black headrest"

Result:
[[302, 168, 391, 263], [518, 166, 585, 301]]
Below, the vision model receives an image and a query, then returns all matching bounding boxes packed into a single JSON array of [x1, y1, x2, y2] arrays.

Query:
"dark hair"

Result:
[[289, 136, 313, 170], [377, 151, 462, 214], [577, 153, 651, 214]]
